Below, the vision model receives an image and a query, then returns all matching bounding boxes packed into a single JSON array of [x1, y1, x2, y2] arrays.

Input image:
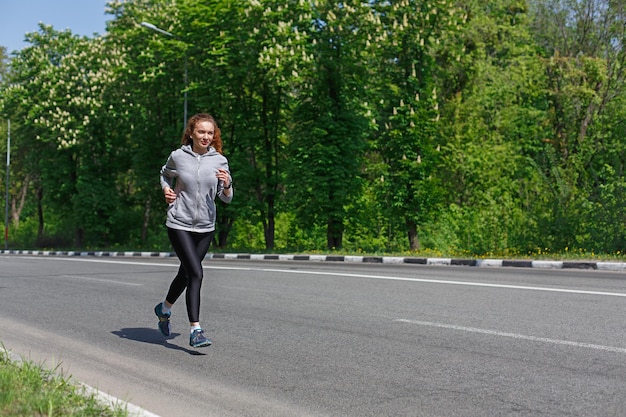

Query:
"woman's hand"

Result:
[[164, 187, 177, 204], [216, 169, 231, 189]]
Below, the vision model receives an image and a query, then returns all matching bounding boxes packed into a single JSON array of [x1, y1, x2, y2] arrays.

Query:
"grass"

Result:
[[0, 348, 129, 417]]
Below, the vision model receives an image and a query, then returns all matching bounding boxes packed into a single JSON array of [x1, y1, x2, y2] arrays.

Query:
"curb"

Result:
[[2, 249, 625, 272]]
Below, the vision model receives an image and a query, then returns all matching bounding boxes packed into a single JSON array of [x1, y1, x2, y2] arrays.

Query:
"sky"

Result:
[[0, 0, 110, 54]]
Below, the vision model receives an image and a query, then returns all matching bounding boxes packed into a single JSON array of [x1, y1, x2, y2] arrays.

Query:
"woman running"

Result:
[[154, 113, 233, 348]]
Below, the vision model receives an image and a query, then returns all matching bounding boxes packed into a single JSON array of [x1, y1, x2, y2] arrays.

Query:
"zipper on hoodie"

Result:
[[193, 154, 201, 229]]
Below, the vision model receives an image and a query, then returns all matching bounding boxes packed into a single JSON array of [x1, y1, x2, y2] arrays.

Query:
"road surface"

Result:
[[1, 255, 625, 416]]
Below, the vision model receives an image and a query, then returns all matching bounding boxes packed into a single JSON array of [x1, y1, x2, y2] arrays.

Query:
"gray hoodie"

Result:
[[160, 144, 233, 232]]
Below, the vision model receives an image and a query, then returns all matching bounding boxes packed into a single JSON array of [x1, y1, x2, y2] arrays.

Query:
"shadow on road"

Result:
[[111, 328, 206, 356]]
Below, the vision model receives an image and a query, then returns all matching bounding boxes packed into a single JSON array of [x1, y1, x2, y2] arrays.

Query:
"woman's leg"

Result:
[[164, 263, 188, 307], [166, 228, 213, 323]]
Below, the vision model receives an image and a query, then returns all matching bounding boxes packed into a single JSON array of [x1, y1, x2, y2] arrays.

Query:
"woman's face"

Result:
[[190, 120, 215, 154]]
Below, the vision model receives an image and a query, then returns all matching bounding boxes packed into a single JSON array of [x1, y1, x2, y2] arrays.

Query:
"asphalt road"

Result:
[[1, 255, 625, 416]]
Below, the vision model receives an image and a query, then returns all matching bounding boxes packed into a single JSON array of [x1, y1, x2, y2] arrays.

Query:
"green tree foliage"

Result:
[[1, 0, 625, 256], [529, 0, 626, 251], [366, 0, 463, 251], [2, 25, 131, 247], [106, 0, 192, 247], [0, 46, 8, 83], [189, 0, 309, 250], [435, 0, 549, 254], [286, 1, 371, 250]]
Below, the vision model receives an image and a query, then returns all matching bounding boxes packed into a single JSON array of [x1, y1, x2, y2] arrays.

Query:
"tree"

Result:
[[529, 0, 626, 250], [1, 24, 128, 247], [0, 46, 8, 83], [366, 0, 463, 251], [435, 0, 548, 254], [285, 0, 371, 250], [179, 0, 305, 250], [106, 0, 188, 247]]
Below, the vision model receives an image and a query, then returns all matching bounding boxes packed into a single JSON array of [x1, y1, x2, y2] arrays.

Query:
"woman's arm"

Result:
[[160, 153, 178, 204]]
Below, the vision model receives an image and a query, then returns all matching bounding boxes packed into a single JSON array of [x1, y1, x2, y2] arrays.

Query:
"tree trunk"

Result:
[[75, 228, 84, 248], [406, 218, 420, 251], [264, 180, 276, 250], [264, 211, 275, 251], [11, 173, 31, 227], [36, 186, 44, 240], [326, 216, 343, 250], [141, 197, 151, 243], [217, 215, 233, 248]]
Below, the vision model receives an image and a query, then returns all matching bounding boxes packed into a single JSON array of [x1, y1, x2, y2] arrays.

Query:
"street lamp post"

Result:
[[141, 22, 188, 128], [5, 119, 10, 250]]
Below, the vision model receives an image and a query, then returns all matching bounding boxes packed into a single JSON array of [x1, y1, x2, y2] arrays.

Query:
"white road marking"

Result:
[[59, 275, 142, 286], [251, 268, 626, 297], [15, 256, 626, 297], [394, 319, 626, 354]]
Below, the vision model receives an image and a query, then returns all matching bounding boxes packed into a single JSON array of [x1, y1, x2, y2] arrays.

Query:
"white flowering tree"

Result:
[[282, 0, 374, 250], [1, 24, 128, 247], [367, 0, 464, 251]]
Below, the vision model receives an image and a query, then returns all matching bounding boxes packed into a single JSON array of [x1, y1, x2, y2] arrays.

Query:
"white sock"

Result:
[[191, 324, 201, 334], [162, 302, 171, 315]]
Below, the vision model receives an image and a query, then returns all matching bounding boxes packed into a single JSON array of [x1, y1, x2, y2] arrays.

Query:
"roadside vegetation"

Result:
[[0, 348, 129, 417]]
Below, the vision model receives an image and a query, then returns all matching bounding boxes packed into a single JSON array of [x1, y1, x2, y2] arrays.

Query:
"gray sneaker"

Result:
[[190, 329, 212, 348], [154, 302, 171, 336]]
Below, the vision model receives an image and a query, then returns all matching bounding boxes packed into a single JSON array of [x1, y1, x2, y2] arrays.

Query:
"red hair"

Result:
[[181, 113, 223, 154]]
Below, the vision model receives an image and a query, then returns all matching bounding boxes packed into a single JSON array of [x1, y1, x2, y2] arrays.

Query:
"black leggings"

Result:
[[165, 227, 214, 323]]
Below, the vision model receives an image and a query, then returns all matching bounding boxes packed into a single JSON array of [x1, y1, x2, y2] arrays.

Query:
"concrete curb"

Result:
[[2, 249, 625, 272]]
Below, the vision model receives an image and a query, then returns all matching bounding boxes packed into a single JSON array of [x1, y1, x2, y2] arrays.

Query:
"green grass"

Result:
[[0, 348, 129, 417]]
